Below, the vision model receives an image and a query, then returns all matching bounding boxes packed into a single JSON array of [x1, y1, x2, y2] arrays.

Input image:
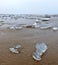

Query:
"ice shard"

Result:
[[52, 27, 58, 31], [40, 23, 52, 29], [9, 48, 19, 54], [33, 43, 48, 61], [9, 44, 22, 54]]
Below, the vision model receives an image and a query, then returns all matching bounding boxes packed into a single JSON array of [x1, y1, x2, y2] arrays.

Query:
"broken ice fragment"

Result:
[[15, 27, 22, 30], [9, 26, 15, 30], [40, 23, 52, 29], [52, 27, 58, 31], [35, 43, 47, 53], [32, 22, 40, 28], [35, 19, 39, 22], [33, 43, 48, 61], [33, 53, 41, 61], [9, 48, 19, 54], [33, 22, 37, 26], [35, 50, 43, 56], [9, 44, 22, 54]]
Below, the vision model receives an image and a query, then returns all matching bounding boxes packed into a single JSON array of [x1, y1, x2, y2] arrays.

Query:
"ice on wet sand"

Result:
[[9, 48, 19, 54], [33, 43, 48, 61], [9, 44, 22, 54]]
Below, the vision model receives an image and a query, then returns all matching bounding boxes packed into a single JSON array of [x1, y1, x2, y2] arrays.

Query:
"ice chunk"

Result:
[[36, 43, 47, 53], [33, 22, 37, 26], [35, 19, 39, 22], [9, 26, 15, 30], [15, 27, 22, 30], [9, 48, 19, 54], [35, 50, 43, 56], [9, 44, 22, 54], [32, 22, 40, 28], [33, 53, 41, 61], [40, 23, 52, 29], [8, 26, 22, 30], [52, 27, 58, 31], [33, 43, 48, 61]]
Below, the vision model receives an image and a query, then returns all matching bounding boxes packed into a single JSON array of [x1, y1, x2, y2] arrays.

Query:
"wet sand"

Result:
[[0, 28, 58, 65]]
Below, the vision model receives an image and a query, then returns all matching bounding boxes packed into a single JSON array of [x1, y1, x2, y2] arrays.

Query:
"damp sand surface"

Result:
[[0, 28, 58, 65]]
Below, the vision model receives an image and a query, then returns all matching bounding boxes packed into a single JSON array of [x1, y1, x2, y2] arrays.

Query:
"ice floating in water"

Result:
[[52, 27, 58, 31], [9, 48, 19, 54], [33, 43, 48, 61]]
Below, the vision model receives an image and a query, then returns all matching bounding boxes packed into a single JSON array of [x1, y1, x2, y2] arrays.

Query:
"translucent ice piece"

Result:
[[32, 22, 40, 28], [36, 43, 47, 53], [40, 23, 52, 29], [15, 27, 22, 30], [9, 48, 19, 54], [35, 50, 43, 56], [9, 26, 15, 30], [52, 27, 58, 31], [33, 43, 48, 61], [33, 53, 41, 61]]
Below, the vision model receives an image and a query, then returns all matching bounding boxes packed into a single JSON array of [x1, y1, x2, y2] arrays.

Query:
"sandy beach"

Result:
[[0, 26, 58, 65], [0, 16, 57, 65], [0, 0, 58, 64]]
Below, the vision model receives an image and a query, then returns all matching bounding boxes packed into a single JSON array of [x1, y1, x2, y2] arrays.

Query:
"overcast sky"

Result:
[[0, 0, 58, 14]]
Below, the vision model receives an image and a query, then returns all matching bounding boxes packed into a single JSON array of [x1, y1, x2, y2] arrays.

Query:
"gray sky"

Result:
[[0, 0, 58, 14]]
